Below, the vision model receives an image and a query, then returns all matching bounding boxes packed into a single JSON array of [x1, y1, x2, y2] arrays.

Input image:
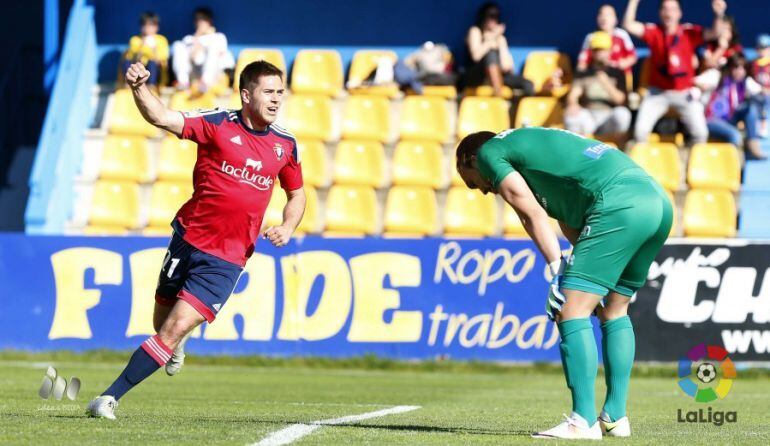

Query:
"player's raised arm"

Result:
[[125, 62, 184, 137], [496, 172, 562, 265], [622, 0, 645, 38]]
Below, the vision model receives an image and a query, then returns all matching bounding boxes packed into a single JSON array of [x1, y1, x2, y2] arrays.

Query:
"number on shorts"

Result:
[[161, 250, 180, 278]]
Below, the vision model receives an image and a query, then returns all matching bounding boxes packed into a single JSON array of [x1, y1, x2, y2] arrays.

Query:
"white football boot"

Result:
[[165, 332, 191, 376], [532, 413, 603, 440], [86, 395, 118, 420], [598, 411, 631, 437]]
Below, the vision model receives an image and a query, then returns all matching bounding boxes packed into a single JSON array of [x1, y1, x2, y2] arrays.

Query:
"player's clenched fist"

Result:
[[125, 62, 151, 89], [263, 225, 293, 247]]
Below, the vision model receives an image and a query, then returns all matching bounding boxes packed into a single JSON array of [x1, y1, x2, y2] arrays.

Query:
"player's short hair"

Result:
[[140, 11, 159, 26], [239, 60, 284, 92], [456, 131, 496, 169], [194, 7, 214, 25]]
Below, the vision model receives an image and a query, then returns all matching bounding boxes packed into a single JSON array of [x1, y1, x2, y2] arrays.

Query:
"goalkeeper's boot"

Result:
[[599, 411, 631, 437], [165, 332, 191, 376], [86, 395, 118, 420], [532, 413, 602, 440]]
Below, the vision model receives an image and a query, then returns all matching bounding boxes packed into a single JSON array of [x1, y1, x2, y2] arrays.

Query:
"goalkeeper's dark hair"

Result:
[[456, 131, 496, 170], [239, 60, 284, 92]]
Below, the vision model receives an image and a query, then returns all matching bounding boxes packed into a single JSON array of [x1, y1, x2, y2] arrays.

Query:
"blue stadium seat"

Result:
[[739, 192, 770, 238], [742, 160, 770, 192]]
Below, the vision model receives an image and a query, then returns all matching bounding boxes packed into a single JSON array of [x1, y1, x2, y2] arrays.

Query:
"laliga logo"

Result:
[[221, 158, 273, 190], [676, 344, 738, 426]]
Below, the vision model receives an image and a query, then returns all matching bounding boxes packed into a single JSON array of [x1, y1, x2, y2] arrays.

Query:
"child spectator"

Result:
[[752, 34, 770, 138], [696, 53, 765, 159], [577, 4, 637, 77], [702, 16, 743, 70], [565, 32, 631, 140], [121, 12, 168, 87], [171, 7, 234, 93], [462, 2, 534, 97]]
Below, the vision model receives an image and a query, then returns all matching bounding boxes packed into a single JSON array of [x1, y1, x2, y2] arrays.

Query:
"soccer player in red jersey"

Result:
[[87, 60, 305, 419]]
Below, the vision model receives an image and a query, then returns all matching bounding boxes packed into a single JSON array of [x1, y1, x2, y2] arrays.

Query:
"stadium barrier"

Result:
[[2, 235, 767, 362]]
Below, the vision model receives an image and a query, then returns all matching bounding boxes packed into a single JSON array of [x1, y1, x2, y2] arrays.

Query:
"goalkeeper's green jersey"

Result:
[[476, 127, 648, 229]]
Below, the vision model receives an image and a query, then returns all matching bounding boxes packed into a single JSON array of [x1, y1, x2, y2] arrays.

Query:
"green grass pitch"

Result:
[[1, 352, 769, 445]]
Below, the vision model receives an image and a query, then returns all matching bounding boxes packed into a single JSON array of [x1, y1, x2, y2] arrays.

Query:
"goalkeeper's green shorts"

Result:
[[562, 170, 673, 297]]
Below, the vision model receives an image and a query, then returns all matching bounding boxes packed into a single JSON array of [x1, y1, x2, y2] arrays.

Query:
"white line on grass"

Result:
[[252, 405, 421, 446]]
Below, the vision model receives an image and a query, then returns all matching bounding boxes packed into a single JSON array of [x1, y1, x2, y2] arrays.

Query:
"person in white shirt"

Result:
[[171, 7, 234, 92]]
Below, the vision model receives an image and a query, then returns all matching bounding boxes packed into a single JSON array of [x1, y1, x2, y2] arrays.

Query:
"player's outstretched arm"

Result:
[[125, 62, 184, 138], [622, 0, 645, 38], [497, 172, 562, 264], [264, 187, 306, 247]]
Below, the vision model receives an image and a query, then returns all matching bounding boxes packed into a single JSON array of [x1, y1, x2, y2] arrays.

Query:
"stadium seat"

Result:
[[399, 95, 451, 143], [629, 143, 682, 191], [739, 191, 770, 237], [456, 97, 510, 139], [158, 137, 197, 181], [83, 225, 130, 236], [325, 185, 378, 235], [463, 85, 514, 100], [522, 51, 572, 96], [384, 186, 438, 236], [742, 159, 770, 192], [264, 185, 320, 234], [108, 89, 159, 137], [148, 181, 194, 227], [333, 140, 386, 187], [233, 48, 286, 90], [290, 50, 344, 97], [687, 143, 741, 191], [513, 97, 563, 128], [280, 94, 334, 141], [89, 180, 141, 229], [347, 50, 400, 97], [341, 95, 391, 142], [99, 135, 154, 183], [665, 189, 679, 237], [296, 140, 328, 187], [143, 226, 173, 237], [450, 154, 465, 186], [168, 91, 216, 112], [392, 141, 444, 189], [683, 189, 737, 237], [419, 85, 458, 99], [444, 187, 498, 237]]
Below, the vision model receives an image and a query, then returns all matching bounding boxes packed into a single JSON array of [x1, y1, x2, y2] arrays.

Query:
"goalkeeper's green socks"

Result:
[[601, 315, 635, 421], [558, 317, 598, 424]]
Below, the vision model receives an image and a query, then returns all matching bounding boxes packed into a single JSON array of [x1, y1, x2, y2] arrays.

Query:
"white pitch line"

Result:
[[252, 405, 421, 446]]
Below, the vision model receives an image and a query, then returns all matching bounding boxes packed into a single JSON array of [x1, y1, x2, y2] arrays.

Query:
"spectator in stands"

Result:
[[120, 12, 168, 88], [403, 42, 457, 88], [752, 34, 770, 138], [577, 4, 638, 77], [565, 32, 631, 140], [171, 7, 234, 93], [462, 2, 534, 97], [696, 53, 766, 159], [623, 0, 729, 145], [702, 16, 743, 70]]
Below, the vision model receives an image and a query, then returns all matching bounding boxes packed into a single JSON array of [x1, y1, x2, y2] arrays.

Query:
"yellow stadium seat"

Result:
[[233, 48, 286, 90], [384, 186, 438, 236], [229, 92, 242, 109], [291, 50, 344, 97], [457, 97, 510, 139], [419, 85, 458, 99], [158, 137, 197, 181], [264, 186, 320, 234], [347, 50, 400, 97], [463, 85, 514, 100], [683, 189, 736, 237], [325, 185, 378, 235], [143, 226, 173, 237], [100, 135, 153, 183], [296, 140, 328, 187], [392, 141, 444, 188], [688, 143, 741, 191], [665, 190, 679, 237], [109, 89, 159, 137], [89, 180, 141, 228], [168, 91, 216, 112], [341, 95, 391, 142], [444, 187, 498, 237], [514, 97, 564, 128], [629, 143, 682, 191], [281, 94, 333, 141], [399, 95, 451, 143], [333, 140, 386, 187], [83, 225, 129, 236], [450, 154, 465, 186], [522, 51, 572, 96], [148, 181, 193, 227]]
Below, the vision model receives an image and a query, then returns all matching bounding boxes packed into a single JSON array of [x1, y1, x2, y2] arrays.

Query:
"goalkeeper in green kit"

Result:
[[456, 127, 672, 440]]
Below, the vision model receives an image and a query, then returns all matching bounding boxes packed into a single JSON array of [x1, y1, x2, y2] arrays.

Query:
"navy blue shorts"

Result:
[[155, 229, 243, 323]]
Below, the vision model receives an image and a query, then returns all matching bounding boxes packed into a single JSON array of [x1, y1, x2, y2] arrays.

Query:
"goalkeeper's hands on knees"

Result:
[[545, 257, 566, 322]]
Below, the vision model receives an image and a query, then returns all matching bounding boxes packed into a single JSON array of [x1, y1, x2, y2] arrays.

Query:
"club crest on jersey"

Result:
[[273, 143, 284, 160]]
